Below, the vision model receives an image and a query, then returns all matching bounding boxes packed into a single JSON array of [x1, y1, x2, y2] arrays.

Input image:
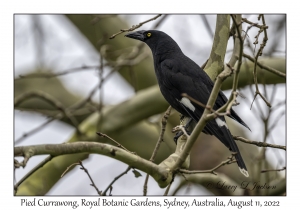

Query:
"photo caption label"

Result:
[[20, 197, 281, 209]]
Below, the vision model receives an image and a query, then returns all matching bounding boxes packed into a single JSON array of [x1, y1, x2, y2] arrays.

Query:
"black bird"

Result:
[[125, 30, 250, 177]]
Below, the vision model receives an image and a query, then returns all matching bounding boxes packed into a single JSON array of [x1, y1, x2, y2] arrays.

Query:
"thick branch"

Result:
[[205, 14, 230, 80], [14, 142, 171, 188], [15, 85, 173, 195]]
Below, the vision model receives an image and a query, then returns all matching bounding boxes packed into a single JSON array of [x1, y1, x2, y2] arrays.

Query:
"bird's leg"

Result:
[[174, 117, 194, 144], [185, 117, 194, 129]]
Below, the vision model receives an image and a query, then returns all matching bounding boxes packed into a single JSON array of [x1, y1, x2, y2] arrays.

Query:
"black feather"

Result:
[[125, 30, 250, 177]]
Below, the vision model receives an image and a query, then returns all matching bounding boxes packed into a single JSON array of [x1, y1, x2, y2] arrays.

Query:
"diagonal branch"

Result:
[[14, 155, 53, 195], [18, 65, 104, 79], [15, 114, 61, 144], [96, 132, 131, 153], [143, 106, 172, 196], [62, 161, 102, 195], [243, 53, 285, 77], [102, 166, 131, 196], [14, 91, 81, 134], [110, 14, 162, 39]]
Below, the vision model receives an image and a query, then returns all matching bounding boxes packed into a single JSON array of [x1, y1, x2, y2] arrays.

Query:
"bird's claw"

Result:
[[172, 124, 191, 144]]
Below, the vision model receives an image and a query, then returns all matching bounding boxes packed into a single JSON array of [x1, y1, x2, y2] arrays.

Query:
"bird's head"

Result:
[[125, 30, 165, 42], [125, 30, 181, 54]]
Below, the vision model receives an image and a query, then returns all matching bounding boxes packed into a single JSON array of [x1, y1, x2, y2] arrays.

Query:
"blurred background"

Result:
[[14, 14, 286, 195]]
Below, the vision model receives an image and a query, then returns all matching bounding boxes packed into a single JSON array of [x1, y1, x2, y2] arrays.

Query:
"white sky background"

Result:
[[14, 14, 286, 195]]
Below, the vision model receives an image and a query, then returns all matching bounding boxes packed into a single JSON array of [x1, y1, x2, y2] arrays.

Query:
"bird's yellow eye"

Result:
[[147, 32, 151, 37]]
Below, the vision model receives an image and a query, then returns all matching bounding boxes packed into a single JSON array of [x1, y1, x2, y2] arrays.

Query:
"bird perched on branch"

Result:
[[125, 30, 250, 177]]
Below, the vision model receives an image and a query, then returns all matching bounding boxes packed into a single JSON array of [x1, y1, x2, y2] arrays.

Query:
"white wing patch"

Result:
[[215, 118, 228, 128], [180, 97, 195, 112]]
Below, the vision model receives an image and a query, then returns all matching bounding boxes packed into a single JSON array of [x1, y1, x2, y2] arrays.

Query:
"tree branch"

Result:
[[102, 166, 131, 196], [14, 142, 172, 188], [251, 14, 272, 108], [261, 167, 286, 173], [144, 106, 172, 195], [179, 154, 237, 176], [243, 53, 285, 77], [233, 136, 286, 150], [204, 15, 230, 80], [14, 91, 81, 133], [110, 14, 162, 39]]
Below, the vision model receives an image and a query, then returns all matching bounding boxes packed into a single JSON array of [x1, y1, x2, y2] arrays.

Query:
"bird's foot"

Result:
[[172, 125, 191, 144]]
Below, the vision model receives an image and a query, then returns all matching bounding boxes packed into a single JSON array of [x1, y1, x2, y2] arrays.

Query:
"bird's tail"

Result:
[[214, 121, 249, 177], [233, 147, 249, 177]]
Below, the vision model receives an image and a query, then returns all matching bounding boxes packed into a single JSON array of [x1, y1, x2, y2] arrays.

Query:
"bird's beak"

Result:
[[125, 30, 145, 41]]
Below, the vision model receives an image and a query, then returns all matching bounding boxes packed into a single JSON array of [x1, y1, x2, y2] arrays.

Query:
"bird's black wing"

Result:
[[158, 57, 210, 122], [177, 56, 251, 131], [158, 58, 249, 176], [160, 59, 229, 143]]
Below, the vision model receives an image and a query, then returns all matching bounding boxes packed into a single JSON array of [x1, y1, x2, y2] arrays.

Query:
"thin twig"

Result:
[[164, 181, 173, 196], [62, 161, 102, 195], [96, 132, 131, 153], [69, 83, 100, 111], [150, 106, 172, 161], [200, 15, 214, 38], [251, 14, 272, 108], [272, 100, 286, 110], [153, 15, 168, 29], [241, 17, 269, 29], [261, 167, 286, 173], [14, 155, 53, 195], [268, 110, 285, 132], [15, 115, 61, 144], [233, 136, 286, 150], [243, 53, 285, 77], [102, 166, 131, 196], [143, 175, 150, 196], [110, 14, 162, 39], [143, 106, 172, 196], [97, 51, 104, 130], [78, 161, 102, 195], [61, 162, 80, 178], [18, 65, 104, 79], [179, 154, 237, 175]]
